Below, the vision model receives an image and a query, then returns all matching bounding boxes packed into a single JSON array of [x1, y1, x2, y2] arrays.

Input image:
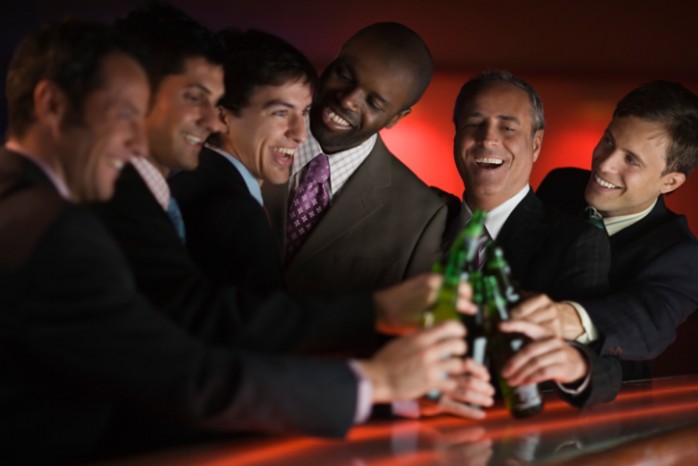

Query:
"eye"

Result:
[[368, 97, 383, 111], [302, 107, 311, 117], [184, 90, 204, 105], [272, 109, 289, 117], [336, 65, 352, 84], [604, 135, 614, 147], [625, 153, 641, 167]]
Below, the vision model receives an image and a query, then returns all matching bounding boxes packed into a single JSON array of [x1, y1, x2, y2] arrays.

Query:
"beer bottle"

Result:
[[483, 275, 543, 418], [421, 210, 487, 327], [467, 270, 488, 366]]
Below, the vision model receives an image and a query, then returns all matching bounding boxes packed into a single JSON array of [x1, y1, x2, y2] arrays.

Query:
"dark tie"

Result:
[[286, 154, 331, 258], [474, 228, 492, 271], [583, 206, 607, 233], [167, 197, 186, 242]]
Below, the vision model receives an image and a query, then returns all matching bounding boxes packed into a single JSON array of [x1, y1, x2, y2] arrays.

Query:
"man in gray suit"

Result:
[[264, 22, 447, 294]]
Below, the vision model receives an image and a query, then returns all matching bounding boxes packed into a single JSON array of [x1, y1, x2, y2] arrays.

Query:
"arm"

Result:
[[499, 320, 621, 409], [580, 242, 698, 359]]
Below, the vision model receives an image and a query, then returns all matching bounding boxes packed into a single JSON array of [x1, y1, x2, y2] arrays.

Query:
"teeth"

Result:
[[273, 147, 296, 157], [595, 174, 619, 189], [328, 109, 350, 127], [184, 134, 203, 145], [475, 157, 503, 165], [111, 160, 125, 170]]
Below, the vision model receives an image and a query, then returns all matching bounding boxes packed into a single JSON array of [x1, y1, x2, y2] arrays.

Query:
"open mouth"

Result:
[[594, 173, 620, 189], [271, 147, 295, 166], [474, 157, 504, 169], [183, 133, 204, 147], [322, 106, 353, 130]]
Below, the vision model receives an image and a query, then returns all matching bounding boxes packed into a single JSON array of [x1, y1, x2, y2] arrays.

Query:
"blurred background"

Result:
[[2, 0, 697, 231]]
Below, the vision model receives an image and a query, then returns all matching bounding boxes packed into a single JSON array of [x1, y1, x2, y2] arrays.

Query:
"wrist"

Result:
[[560, 302, 585, 340], [355, 360, 391, 403]]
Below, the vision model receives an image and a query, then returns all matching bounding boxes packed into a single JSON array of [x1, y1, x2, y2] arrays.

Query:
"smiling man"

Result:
[[448, 70, 609, 301], [263, 22, 448, 294], [170, 29, 314, 294], [534, 81, 698, 380]]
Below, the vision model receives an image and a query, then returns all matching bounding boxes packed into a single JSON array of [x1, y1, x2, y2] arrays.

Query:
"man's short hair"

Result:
[[453, 69, 545, 136], [216, 28, 316, 115], [5, 19, 143, 138], [614, 80, 698, 176], [115, 2, 224, 93], [344, 22, 433, 109]]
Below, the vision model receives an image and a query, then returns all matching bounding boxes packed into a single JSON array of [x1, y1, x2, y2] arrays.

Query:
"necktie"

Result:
[[167, 197, 186, 242], [286, 154, 331, 258], [583, 206, 607, 233], [475, 228, 492, 271]]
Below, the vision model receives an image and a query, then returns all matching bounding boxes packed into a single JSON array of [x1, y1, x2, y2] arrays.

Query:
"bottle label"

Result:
[[515, 383, 542, 409]]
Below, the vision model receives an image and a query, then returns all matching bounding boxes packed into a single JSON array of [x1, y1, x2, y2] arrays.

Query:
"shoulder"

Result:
[[536, 167, 589, 216]]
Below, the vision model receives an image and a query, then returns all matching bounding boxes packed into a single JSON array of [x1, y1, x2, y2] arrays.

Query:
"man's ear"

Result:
[[532, 129, 544, 163], [659, 171, 686, 195], [33, 80, 69, 132], [385, 107, 412, 129]]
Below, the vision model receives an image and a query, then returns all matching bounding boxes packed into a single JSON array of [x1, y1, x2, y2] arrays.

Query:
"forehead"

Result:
[[86, 53, 149, 107], [162, 56, 224, 99], [608, 116, 670, 161], [248, 79, 313, 106], [334, 39, 417, 96], [460, 83, 533, 120]]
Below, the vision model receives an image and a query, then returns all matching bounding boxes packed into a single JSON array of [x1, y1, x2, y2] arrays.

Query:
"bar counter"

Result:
[[96, 375, 698, 465]]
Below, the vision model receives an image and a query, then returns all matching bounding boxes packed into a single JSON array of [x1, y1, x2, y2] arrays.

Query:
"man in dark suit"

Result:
[[0, 20, 476, 463], [533, 81, 698, 379], [432, 70, 618, 417], [263, 22, 448, 294], [170, 29, 315, 295]]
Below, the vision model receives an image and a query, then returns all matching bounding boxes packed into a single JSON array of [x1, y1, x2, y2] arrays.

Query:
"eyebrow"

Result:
[[262, 99, 300, 110], [187, 83, 213, 95], [464, 112, 521, 124]]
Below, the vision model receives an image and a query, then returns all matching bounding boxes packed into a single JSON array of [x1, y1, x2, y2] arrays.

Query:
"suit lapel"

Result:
[[497, 190, 552, 268], [290, 137, 391, 265]]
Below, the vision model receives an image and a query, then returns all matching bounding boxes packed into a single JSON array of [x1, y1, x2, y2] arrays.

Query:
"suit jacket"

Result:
[[263, 136, 448, 293], [0, 150, 358, 464], [538, 168, 698, 372], [558, 343, 622, 409], [170, 147, 282, 294], [92, 164, 375, 355], [445, 189, 611, 301]]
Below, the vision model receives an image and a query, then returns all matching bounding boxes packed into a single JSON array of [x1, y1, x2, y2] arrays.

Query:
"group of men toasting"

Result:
[[1, 1, 697, 463]]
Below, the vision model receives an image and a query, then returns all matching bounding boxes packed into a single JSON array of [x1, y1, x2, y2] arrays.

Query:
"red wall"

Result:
[[381, 72, 698, 235]]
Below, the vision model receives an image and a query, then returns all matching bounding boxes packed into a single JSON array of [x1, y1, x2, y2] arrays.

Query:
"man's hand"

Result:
[[373, 273, 475, 335], [419, 358, 495, 420], [509, 293, 584, 340], [357, 321, 469, 402], [499, 319, 589, 386]]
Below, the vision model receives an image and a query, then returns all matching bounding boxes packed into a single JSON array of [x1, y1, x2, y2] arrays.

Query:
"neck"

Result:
[[146, 154, 170, 179]]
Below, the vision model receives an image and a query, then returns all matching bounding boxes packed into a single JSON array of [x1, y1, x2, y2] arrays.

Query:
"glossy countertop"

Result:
[[96, 375, 698, 465]]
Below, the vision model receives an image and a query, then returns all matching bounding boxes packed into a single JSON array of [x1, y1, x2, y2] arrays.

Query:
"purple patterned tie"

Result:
[[286, 154, 331, 258]]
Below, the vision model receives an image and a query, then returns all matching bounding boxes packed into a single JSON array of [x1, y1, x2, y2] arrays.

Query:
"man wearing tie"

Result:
[[532, 81, 698, 380], [263, 22, 449, 294], [447, 70, 610, 301], [170, 29, 314, 295]]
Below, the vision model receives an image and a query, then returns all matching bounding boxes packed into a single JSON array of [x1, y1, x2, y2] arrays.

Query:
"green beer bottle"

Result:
[[421, 210, 487, 327], [483, 275, 543, 418]]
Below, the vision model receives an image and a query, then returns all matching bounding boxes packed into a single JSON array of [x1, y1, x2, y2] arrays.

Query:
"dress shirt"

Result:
[[205, 143, 264, 206], [130, 155, 171, 211], [5, 141, 71, 200], [571, 199, 658, 343], [290, 123, 377, 198], [461, 185, 531, 239]]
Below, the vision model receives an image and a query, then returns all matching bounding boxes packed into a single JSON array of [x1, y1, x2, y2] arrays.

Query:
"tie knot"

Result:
[[583, 206, 606, 231], [304, 154, 330, 184]]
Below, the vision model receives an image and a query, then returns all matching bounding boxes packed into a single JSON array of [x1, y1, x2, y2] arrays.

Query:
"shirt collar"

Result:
[[130, 155, 171, 211], [462, 185, 530, 239], [5, 141, 71, 200], [603, 199, 657, 236], [292, 121, 377, 197], [206, 144, 263, 206]]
